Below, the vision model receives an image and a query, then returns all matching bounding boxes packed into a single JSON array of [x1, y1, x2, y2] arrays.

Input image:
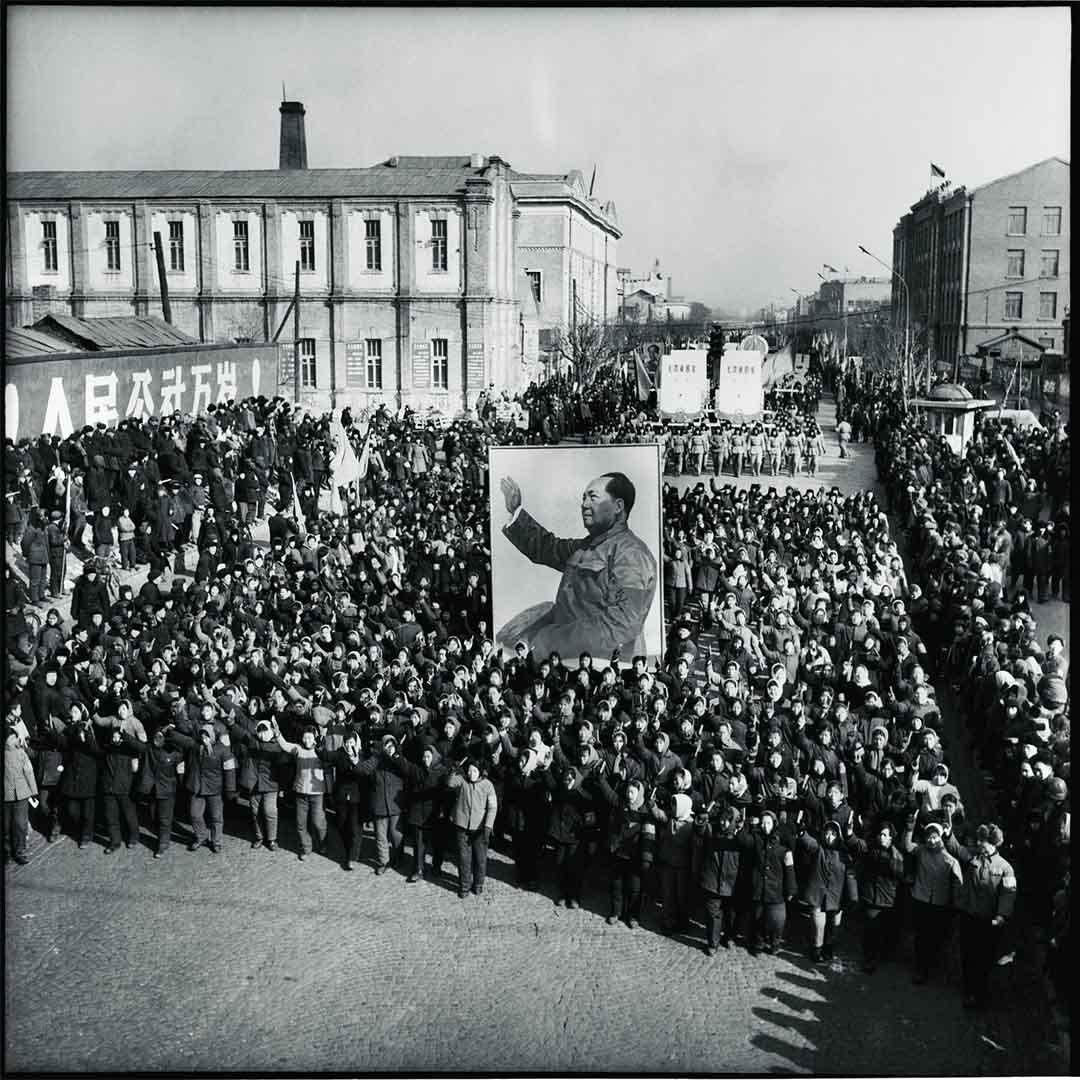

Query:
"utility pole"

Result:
[[292, 260, 301, 404], [153, 232, 172, 324]]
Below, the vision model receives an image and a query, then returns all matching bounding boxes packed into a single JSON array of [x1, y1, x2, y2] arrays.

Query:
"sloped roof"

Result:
[[975, 329, 1049, 353], [7, 162, 490, 201], [33, 314, 198, 350], [970, 156, 1070, 195], [5, 326, 74, 358]]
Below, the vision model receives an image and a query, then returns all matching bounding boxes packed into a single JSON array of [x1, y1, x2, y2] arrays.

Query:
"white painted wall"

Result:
[[86, 209, 134, 291], [415, 208, 462, 294], [280, 208, 329, 291], [149, 210, 198, 293], [347, 209, 394, 290], [24, 210, 71, 289], [215, 210, 262, 292]]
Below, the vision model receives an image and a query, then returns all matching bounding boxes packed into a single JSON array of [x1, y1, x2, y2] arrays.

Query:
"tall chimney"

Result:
[[279, 101, 308, 170]]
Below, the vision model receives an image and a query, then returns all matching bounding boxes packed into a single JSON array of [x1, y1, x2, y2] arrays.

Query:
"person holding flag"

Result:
[[328, 413, 368, 516]]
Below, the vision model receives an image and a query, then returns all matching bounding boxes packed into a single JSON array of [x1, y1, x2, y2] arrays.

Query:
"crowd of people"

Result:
[[2, 360, 1069, 1014]]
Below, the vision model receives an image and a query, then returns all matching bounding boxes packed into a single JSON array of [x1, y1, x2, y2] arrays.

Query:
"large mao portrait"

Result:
[[489, 444, 664, 668]]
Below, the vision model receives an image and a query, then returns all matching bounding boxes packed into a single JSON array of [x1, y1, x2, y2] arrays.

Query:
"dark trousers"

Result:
[[150, 796, 175, 851], [610, 856, 643, 919], [863, 903, 898, 965], [4, 798, 30, 858], [336, 800, 363, 862], [704, 892, 738, 946], [374, 813, 402, 867], [555, 841, 585, 900], [103, 793, 138, 846], [48, 556, 65, 596], [119, 539, 136, 569], [409, 823, 435, 875], [28, 562, 46, 602], [749, 900, 787, 948], [912, 900, 953, 977], [513, 827, 542, 883], [959, 913, 999, 1004], [67, 796, 97, 844], [36, 785, 63, 838], [455, 824, 489, 893], [660, 864, 693, 929], [190, 793, 224, 848]]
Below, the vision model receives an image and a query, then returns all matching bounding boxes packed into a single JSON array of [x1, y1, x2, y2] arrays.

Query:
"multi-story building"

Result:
[[6, 101, 620, 413], [616, 259, 692, 323], [892, 157, 1069, 374]]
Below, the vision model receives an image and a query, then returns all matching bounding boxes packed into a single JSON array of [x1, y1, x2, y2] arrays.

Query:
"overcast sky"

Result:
[[7, 6, 1070, 312]]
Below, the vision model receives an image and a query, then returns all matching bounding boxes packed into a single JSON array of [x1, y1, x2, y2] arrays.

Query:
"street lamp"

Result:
[[859, 244, 911, 405]]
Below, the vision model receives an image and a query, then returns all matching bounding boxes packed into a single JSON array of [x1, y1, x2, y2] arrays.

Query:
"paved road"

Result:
[[5, 399, 1067, 1074]]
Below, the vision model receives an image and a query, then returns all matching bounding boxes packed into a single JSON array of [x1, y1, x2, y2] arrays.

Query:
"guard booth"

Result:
[[910, 383, 996, 456]]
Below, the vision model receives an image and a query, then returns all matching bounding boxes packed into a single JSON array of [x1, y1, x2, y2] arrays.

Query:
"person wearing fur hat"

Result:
[[100, 725, 142, 853], [136, 726, 186, 857], [945, 820, 1017, 1009], [743, 807, 796, 955], [446, 756, 498, 898]]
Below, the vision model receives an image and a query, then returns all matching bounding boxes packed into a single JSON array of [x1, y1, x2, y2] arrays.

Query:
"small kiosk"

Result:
[[911, 382, 996, 456]]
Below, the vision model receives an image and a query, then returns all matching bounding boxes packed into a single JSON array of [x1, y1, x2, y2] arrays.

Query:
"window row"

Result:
[[1003, 291, 1059, 320], [1006, 205, 1062, 236], [1005, 249, 1060, 279], [36, 216, 448, 275], [292, 337, 451, 390]]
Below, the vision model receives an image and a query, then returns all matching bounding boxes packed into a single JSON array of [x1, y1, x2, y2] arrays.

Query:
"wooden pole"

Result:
[[153, 232, 172, 324], [292, 260, 301, 404], [271, 297, 295, 343]]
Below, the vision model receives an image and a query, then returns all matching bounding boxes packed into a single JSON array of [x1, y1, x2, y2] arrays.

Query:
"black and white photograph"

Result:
[[3, 5, 1071, 1077], [490, 444, 664, 665]]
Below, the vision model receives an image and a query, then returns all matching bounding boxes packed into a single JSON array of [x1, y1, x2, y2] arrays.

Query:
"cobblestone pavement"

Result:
[[5, 399, 1067, 1074]]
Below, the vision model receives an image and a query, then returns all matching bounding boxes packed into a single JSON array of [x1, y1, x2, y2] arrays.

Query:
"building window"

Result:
[[233, 220, 250, 271], [299, 220, 315, 272], [1004, 292, 1023, 320], [431, 219, 448, 272], [1006, 207, 1027, 235], [1040, 250, 1059, 279], [41, 220, 58, 272], [1039, 292, 1057, 320], [365, 338, 383, 389], [299, 338, 317, 388], [104, 220, 121, 271], [365, 219, 382, 271], [527, 270, 542, 304], [168, 220, 185, 272], [1039, 337, 1055, 350], [1005, 250, 1025, 278], [1042, 206, 1062, 236], [431, 338, 449, 389]]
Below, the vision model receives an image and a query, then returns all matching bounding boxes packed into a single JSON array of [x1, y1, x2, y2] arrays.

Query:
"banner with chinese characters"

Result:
[[658, 348, 708, 417], [5, 343, 267, 441], [345, 341, 367, 388], [466, 342, 485, 387], [412, 341, 431, 388]]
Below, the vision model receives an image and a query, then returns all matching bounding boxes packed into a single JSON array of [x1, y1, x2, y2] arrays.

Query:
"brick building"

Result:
[[6, 102, 621, 414], [892, 156, 1069, 375]]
